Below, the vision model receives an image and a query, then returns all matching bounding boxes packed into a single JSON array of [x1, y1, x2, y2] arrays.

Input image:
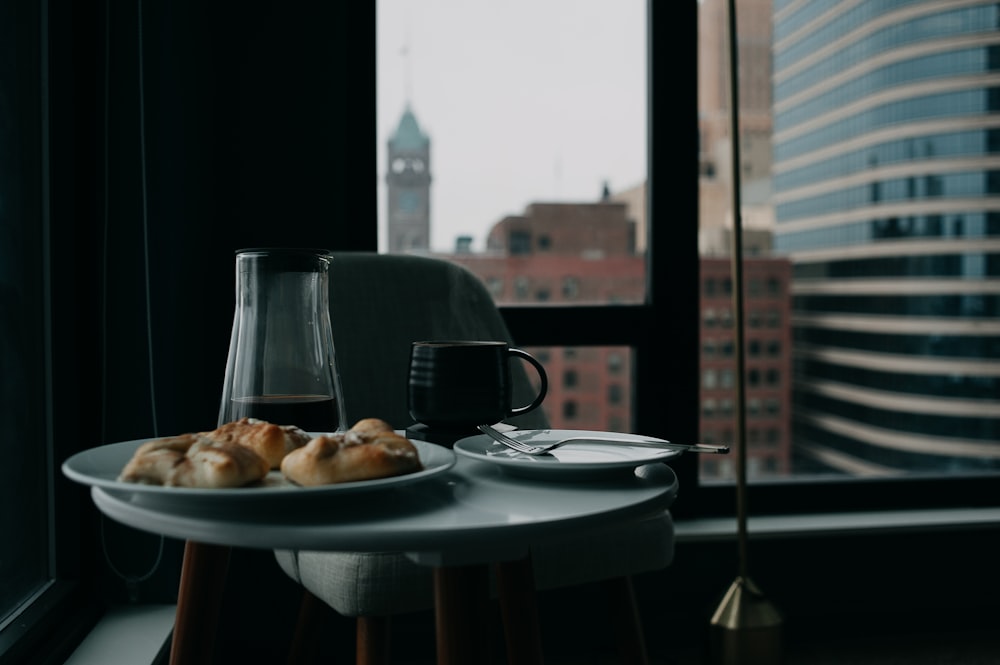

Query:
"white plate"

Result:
[[62, 435, 456, 510], [453, 429, 681, 479]]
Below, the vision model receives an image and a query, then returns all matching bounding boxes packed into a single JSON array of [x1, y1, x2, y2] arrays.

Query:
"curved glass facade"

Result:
[[776, 88, 1000, 163], [775, 5, 1000, 100], [776, 211, 1000, 252], [773, 130, 1000, 192], [774, 0, 1000, 474]]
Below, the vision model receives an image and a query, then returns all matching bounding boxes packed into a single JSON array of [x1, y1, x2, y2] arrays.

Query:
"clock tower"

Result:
[[386, 105, 431, 252]]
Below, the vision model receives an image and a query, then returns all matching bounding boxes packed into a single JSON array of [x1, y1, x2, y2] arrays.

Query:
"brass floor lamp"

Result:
[[708, 1, 784, 662]]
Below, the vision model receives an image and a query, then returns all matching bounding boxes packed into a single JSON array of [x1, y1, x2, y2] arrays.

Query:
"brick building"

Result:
[[698, 256, 793, 479], [446, 199, 793, 481]]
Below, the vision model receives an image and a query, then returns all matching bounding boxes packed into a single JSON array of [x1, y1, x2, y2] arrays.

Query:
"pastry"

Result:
[[118, 433, 269, 488], [204, 417, 311, 469], [118, 417, 418, 489], [281, 420, 422, 486]]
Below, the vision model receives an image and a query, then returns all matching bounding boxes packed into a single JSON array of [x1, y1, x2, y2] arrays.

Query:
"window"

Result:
[[514, 277, 529, 300], [0, 0, 47, 626], [563, 369, 579, 389], [607, 351, 624, 374], [509, 231, 532, 255], [1, 2, 103, 658], [699, 0, 1000, 504], [0, 6, 959, 656], [562, 276, 579, 299]]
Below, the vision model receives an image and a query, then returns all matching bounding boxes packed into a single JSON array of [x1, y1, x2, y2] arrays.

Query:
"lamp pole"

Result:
[[708, 0, 784, 662]]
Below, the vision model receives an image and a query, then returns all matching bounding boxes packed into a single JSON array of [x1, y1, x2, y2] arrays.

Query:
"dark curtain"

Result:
[[78, 2, 375, 658]]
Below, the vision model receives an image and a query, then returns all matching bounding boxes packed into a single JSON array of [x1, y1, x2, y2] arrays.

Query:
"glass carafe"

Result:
[[218, 248, 346, 432]]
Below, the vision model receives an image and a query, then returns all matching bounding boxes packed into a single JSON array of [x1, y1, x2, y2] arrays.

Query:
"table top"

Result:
[[92, 455, 678, 566]]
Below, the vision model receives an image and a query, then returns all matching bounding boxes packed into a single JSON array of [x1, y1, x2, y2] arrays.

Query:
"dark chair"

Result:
[[274, 252, 673, 664]]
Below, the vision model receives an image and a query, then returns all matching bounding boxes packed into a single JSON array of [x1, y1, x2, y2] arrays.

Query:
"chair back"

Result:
[[328, 252, 549, 430]]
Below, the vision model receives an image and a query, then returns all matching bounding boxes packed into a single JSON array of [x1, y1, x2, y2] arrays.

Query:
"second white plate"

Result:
[[453, 429, 681, 479]]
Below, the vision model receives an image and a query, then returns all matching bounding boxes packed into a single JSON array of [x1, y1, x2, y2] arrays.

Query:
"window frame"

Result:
[[501, 1, 1000, 520], [0, 0, 104, 662]]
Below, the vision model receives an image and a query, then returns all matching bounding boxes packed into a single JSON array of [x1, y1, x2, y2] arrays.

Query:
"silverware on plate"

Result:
[[477, 424, 730, 457]]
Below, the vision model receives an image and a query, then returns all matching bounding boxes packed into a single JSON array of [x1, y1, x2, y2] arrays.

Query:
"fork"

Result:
[[477, 424, 730, 456]]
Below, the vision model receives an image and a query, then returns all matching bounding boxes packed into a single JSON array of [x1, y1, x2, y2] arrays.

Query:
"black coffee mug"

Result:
[[408, 340, 548, 429]]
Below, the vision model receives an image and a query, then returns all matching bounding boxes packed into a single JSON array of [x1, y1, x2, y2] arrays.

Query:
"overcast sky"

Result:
[[376, 0, 647, 252]]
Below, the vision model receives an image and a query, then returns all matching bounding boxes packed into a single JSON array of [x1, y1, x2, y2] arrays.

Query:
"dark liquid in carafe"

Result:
[[230, 395, 340, 432]]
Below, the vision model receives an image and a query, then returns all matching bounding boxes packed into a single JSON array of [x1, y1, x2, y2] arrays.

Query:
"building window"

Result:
[[514, 276, 529, 300], [486, 277, 504, 298], [562, 276, 579, 299], [719, 398, 734, 417], [608, 383, 623, 404], [563, 400, 578, 420], [703, 368, 718, 390], [510, 230, 532, 255], [720, 368, 735, 388], [563, 369, 578, 388], [702, 398, 717, 418]]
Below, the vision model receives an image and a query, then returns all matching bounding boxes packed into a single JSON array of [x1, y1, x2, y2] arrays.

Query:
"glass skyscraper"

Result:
[[771, 1, 1000, 474]]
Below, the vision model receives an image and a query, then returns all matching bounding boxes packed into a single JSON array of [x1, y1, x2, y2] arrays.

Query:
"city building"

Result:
[[771, 1, 1000, 473], [449, 200, 640, 436], [385, 105, 432, 253], [448, 197, 794, 481], [699, 254, 793, 480]]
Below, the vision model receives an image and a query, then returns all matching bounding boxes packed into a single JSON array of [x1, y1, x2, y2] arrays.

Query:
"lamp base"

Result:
[[709, 576, 783, 665]]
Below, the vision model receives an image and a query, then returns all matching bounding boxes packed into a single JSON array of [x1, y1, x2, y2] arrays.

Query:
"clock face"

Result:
[[390, 157, 427, 175]]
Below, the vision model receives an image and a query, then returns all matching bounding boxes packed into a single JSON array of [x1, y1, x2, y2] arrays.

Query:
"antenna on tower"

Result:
[[401, 13, 413, 104]]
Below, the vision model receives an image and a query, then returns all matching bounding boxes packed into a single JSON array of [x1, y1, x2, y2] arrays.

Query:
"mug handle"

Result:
[[506, 348, 549, 417]]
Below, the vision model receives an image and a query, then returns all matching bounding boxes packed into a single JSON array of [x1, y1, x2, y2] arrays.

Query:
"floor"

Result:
[[62, 601, 998, 665]]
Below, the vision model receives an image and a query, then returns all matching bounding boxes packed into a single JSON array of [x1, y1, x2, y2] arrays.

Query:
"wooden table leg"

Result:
[[496, 557, 545, 665], [169, 540, 231, 665], [433, 564, 491, 665]]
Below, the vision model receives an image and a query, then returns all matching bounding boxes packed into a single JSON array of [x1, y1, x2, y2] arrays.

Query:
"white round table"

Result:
[[90, 455, 678, 664]]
